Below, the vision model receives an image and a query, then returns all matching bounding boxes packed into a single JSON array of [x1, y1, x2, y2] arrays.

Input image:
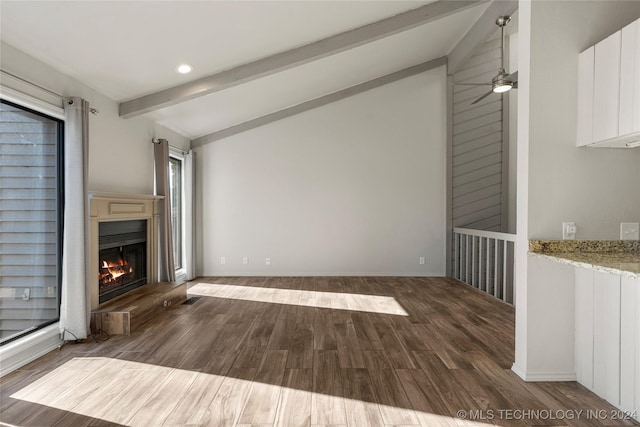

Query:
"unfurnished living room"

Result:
[[1, 1, 640, 426]]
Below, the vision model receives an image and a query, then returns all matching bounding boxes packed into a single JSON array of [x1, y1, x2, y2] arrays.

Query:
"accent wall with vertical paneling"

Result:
[[452, 32, 506, 232]]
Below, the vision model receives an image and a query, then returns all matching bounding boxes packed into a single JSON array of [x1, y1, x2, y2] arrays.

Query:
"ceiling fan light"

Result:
[[493, 82, 512, 93]]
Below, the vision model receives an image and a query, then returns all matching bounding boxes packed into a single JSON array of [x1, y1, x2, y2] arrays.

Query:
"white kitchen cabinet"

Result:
[[577, 47, 594, 147], [575, 266, 640, 417], [637, 276, 640, 421], [575, 267, 594, 388], [620, 276, 639, 413], [592, 31, 622, 143], [577, 18, 640, 148], [619, 19, 640, 137], [592, 271, 621, 405]]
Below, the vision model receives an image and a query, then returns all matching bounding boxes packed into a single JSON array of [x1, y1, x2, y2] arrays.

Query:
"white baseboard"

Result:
[[197, 272, 445, 277], [0, 323, 62, 377], [511, 363, 577, 382]]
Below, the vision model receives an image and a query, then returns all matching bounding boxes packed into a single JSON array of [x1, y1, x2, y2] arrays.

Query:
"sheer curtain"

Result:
[[59, 97, 90, 340], [154, 139, 176, 282]]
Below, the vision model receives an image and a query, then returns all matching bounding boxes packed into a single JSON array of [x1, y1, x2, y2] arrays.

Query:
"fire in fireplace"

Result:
[[99, 252, 134, 285], [98, 220, 147, 303]]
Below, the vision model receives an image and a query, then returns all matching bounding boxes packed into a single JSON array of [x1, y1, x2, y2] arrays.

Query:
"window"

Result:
[[169, 148, 193, 283], [0, 99, 63, 345], [169, 155, 183, 273]]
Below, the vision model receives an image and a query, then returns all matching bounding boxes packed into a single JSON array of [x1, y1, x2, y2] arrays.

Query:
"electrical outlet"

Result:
[[265, 257, 271, 265], [562, 222, 577, 240], [620, 222, 639, 240], [419, 257, 425, 265], [220, 256, 226, 265], [243, 257, 249, 265]]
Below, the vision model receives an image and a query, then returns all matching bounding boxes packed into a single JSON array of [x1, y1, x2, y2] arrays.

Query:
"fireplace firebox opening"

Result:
[[98, 220, 147, 304]]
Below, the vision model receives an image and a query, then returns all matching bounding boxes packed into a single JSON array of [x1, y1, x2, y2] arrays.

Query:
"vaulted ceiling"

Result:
[[0, 1, 495, 143]]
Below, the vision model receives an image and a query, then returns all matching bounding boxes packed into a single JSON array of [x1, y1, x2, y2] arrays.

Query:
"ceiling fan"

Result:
[[454, 16, 518, 105]]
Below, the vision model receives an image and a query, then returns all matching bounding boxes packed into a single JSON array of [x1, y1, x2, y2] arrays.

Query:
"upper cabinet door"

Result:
[[619, 19, 640, 136], [577, 18, 640, 147], [577, 47, 595, 147], [593, 31, 621, 143]]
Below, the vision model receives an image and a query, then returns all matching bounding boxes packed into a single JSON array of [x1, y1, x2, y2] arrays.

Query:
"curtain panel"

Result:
[[59, 97, 90, 340], [154, 140, 176, 282]]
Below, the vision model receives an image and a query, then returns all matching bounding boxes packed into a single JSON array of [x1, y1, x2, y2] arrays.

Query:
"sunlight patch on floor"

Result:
[[9, 357, 494, 426], [188, 282, 410, 316]]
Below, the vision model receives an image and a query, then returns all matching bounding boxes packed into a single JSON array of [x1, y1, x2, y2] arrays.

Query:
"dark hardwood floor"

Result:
[[0, 277, 636, 426]]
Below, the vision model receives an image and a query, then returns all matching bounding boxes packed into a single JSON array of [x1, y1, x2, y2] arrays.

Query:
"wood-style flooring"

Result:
[[0, 276, 636, 427]]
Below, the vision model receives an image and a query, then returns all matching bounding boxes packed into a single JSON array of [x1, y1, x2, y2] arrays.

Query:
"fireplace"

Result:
[[89, 193, 161, 310], [98, 220, 147, 303]]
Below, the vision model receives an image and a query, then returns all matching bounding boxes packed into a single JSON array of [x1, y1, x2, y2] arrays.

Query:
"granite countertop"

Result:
[[529, 240, 640, 278]]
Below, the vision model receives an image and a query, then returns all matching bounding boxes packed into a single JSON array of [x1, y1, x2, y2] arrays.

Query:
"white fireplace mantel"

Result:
[[89, 193, 164, 310]]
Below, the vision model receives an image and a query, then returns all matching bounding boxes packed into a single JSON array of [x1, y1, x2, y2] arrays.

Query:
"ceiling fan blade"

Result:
[[452, 82, 492, 86], [471, 89, 495, 105]]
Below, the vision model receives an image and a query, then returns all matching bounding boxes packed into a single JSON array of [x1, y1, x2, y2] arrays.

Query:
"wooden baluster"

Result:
[[494, 238, 500, 299], [465, 234, 470, 284], [471, 236, 476, 288], [485, 238, 491, 295], [454, 233, 460, 279], [503, 240, 508, 302]]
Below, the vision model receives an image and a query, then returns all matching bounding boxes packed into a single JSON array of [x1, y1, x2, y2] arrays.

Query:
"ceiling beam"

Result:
[[447, 0, 518, 75], [119, 0, 484, 118], [191, 57, 446, 147]]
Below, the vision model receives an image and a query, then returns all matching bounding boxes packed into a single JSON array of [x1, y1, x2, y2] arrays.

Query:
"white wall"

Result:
[[507, 31, 518, 234], [514, 0, 640, 381], [0, 42, 191, 376], [0, 42, 190, 194], [195, 67, 446, 276], [527, 1, 640, 240]]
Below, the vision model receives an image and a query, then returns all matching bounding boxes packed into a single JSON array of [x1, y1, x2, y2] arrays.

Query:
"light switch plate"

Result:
[[620, 222, 639, 240]]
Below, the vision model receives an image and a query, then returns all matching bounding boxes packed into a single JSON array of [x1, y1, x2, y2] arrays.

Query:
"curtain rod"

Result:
[[1, 69, 100, 115], [151, 138, 189, 155]]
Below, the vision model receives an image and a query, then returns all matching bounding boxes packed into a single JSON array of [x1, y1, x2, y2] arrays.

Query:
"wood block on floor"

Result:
[[91, 282, 187, 335]]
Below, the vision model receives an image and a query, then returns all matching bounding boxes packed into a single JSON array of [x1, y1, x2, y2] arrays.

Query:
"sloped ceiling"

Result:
[[0, 1, 490, 142]]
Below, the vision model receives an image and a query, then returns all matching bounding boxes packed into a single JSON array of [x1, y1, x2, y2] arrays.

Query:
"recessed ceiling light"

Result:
[[177, 64, 192, 74]]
